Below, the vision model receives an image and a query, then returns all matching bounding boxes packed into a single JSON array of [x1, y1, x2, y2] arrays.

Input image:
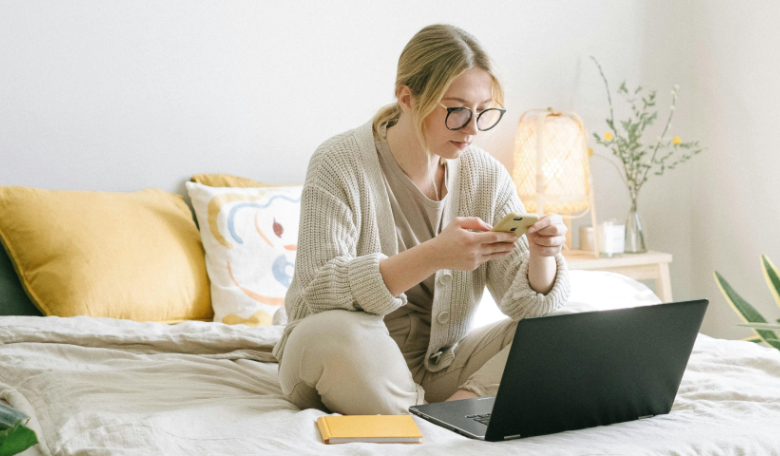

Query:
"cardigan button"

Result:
[[436, 311, 450, 324], [429, 349, 443, 365], [439, 272, 453, 285]]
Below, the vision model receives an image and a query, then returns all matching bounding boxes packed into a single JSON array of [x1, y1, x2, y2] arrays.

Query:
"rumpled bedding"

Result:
[[1, 276, 780, 455]]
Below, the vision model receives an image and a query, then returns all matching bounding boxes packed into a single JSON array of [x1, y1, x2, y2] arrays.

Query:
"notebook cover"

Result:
[[316, 415, 422, 443]]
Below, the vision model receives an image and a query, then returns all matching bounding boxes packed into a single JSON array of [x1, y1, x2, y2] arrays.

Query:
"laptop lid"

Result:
[[484, 299, 708, 441]]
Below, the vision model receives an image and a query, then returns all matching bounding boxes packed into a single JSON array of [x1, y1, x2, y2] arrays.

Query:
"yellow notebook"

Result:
[[316, 415, 423, 444]]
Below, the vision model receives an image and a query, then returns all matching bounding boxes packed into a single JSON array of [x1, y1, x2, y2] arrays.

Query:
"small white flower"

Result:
[[674, 84, 680, 90], [657, 136, 662, 141], [671, 90, 675, 95], [670, 106, 676, 111]]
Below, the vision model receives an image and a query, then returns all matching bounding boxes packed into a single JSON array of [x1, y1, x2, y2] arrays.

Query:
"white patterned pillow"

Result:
[[186, 182, 301, 326]]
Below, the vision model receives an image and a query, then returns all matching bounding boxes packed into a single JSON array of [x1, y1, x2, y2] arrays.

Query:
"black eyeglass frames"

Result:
[[438, 103, 507, 131]]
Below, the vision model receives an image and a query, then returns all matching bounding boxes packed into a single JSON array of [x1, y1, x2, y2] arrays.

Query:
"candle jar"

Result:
[[579, 226, 595, 251], [599, 220, 626, 257]]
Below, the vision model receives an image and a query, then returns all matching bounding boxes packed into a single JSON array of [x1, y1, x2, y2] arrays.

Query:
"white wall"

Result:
[[0, 0, 662, 192], [2, 0, 748, 336], [689, 1, 780, 339], [570, 0, 696, 319]]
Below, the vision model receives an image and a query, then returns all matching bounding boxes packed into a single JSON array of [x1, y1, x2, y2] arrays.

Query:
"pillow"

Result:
[[472, 270, 662, 328], [0, 186, 212, 323], [190, 173, 292, 188], [186, 181, 301, 327]]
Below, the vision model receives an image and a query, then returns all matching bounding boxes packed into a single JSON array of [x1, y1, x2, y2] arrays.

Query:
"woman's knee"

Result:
[[280, 310, 420, 414], [291, 310, 387, 355], [280, 310, 386, 387]]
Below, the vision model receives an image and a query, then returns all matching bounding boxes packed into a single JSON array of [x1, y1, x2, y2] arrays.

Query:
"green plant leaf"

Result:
[[736, 323, 780, 330], [0, 425, 38, 456], [742, 336, 764, 343], [761, 254, 780, 312], [713, 271, 779, 346], [764, 338, 780, 350]]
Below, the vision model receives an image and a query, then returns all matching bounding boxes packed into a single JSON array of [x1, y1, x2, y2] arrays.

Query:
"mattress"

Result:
[[1, 271, 779, 455]]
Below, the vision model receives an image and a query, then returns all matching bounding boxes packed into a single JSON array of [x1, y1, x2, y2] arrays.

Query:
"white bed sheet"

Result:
[[1, 271, 779, 455]]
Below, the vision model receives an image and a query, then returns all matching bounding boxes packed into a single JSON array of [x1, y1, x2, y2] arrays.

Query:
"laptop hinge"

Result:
[[638, 415, 654, 419]]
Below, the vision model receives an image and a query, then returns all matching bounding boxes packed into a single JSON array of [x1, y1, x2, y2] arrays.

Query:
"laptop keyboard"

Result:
[[466, 413, 491, 426]]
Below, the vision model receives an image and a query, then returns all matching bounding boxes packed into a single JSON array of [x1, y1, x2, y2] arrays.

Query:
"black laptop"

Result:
[[409, 299, 708, 441]]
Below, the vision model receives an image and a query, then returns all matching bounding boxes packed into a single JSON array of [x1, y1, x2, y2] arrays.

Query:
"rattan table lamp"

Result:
[[512, 108, 599, 257]]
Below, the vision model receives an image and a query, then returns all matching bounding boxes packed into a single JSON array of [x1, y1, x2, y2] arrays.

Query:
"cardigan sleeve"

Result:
[[484, 174, 571, 321], [292, 184, 407, 316]]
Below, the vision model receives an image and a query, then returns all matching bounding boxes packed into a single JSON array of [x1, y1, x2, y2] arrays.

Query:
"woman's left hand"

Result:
[[526, 214, 567, 257]]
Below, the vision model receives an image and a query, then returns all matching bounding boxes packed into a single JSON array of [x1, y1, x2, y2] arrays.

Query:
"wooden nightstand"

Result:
[[562, 249, 674, 302]]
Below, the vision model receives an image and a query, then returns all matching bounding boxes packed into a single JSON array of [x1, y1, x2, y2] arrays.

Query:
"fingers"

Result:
[[456, 216, 492, 232], [482, 242, 515, 259], [528, 225, 568, 236], [528, 214, 565, 235], [533, 224, 567, 236], [483, 241, 516, 255], [529, 234, 566, 247], [472, 231, 518, 244], [474, 241, 516, 268]]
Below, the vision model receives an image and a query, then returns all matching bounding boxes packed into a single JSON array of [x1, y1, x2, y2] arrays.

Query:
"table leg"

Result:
[[657, 263, 673, 302]]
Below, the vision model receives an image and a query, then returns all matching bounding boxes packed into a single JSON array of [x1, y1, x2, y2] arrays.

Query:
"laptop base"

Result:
[[410, 396, 496, 440]]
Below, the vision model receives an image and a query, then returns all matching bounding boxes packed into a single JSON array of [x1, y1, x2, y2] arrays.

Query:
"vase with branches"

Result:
[[591, 56, 705, 253]]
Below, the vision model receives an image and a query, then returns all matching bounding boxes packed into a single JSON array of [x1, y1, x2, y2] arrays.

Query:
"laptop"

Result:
[[409, 299, 708, 441]]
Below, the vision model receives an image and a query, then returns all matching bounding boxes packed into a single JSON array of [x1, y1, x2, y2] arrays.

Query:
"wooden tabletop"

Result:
[[562, 249, 673, 270]]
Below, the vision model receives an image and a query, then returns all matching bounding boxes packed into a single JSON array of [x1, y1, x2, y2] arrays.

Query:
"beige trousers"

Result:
[[277, 309, 518, 415]]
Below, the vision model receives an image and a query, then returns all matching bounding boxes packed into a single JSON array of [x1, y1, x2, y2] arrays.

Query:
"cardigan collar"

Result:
[[354, 118, 462, 258]]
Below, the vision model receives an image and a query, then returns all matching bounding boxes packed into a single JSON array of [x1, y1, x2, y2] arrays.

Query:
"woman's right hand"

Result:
[[429, 217, 518, 271]]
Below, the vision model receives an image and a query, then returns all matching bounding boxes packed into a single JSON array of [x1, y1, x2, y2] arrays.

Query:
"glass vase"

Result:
[[625, 199, 647, 254]]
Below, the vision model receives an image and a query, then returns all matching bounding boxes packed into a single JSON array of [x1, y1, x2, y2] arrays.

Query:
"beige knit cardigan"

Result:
[[273, 118, 571, 372]]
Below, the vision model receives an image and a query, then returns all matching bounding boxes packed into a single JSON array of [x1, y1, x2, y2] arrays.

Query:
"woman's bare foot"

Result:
[[445, 389, 480, 402]]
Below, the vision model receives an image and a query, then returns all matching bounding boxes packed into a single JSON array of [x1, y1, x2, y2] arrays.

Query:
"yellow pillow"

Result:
[[190, 173, 293, 188], [0, 186, 212, 323]]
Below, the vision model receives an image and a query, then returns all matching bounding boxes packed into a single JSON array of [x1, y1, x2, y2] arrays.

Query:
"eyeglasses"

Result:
[[438, 103, 507, 131]]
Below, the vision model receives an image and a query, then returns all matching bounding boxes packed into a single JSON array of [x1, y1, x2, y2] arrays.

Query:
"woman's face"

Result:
[[424, 67, 495, 160]]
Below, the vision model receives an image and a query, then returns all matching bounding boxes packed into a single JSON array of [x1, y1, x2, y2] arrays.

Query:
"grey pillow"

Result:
[[0, 243, 42, 316]]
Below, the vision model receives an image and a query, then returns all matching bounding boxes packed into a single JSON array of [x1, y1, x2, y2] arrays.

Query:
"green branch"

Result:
[[590, 57, 706, 202]]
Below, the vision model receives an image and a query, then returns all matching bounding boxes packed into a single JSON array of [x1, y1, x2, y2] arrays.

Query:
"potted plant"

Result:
[[714, 254, 780, 351], [591, 57, 705, 253], [0, 403, 38, 456]]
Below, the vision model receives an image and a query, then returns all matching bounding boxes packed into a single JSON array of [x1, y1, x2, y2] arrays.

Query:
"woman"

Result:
[[274, 24, 570, 415]]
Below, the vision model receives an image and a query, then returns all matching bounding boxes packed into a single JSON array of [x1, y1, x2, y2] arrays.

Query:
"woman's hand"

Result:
[[429, 217, 518, 271], [526, 214, 567, 257]]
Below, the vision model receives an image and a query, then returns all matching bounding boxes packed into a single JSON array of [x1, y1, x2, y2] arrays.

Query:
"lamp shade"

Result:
[[512, 109, 591, 215]]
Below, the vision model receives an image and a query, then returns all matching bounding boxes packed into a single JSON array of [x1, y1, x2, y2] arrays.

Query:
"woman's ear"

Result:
[[396, 85, 415, 114]]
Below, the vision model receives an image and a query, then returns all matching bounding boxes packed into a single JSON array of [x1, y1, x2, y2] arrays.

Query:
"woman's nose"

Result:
[[462, 114, 479, 135]]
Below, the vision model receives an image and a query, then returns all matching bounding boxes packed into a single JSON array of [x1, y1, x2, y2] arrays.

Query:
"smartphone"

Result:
[[491, 212, 539, 236]]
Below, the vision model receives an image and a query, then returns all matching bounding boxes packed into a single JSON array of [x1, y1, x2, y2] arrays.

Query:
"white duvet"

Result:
[[1, 271, 779, 455]]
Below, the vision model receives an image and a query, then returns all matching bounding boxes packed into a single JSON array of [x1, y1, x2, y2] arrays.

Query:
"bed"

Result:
[[2, 270, 779, 456]]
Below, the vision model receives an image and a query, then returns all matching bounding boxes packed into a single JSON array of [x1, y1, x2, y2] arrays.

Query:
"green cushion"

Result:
[[0, 242, 42, 316]]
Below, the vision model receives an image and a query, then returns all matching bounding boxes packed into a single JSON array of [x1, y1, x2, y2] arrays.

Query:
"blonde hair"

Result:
[[372, 24, 505, 155]]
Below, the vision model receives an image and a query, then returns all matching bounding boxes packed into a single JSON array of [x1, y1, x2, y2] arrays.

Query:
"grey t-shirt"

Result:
[[373, 120, 449, 323]]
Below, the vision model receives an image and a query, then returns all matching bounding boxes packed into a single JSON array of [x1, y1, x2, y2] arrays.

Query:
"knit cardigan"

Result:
[[273, 118, 571, 372]]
